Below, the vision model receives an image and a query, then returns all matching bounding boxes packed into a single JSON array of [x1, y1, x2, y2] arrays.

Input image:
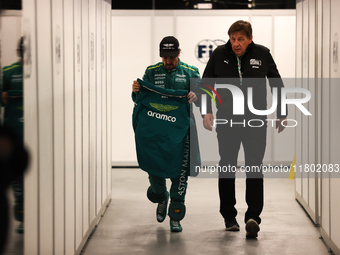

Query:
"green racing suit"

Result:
[[132, 59, 201, 220], [1, 62, 24, 223]]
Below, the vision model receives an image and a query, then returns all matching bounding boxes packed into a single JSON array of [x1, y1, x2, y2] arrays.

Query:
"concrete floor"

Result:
[[1, 169, 331, 255], [82, 168, 330, 255]]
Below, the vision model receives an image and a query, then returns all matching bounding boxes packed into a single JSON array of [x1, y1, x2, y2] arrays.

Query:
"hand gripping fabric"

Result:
[[133, 79, 190, 178], [168, 201, 186, 221]]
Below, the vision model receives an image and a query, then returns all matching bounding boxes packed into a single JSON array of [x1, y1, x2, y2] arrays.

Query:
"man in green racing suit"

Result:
[[1, 37, 24, 233], [132, 36, 200, 232]]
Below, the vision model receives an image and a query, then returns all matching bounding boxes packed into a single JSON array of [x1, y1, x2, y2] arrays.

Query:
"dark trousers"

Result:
[[216, 123, 266, 224]]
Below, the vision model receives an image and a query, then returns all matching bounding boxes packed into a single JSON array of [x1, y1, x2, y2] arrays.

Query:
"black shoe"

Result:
[[245, 219, 260, 238], [225, 218, 240, 231]]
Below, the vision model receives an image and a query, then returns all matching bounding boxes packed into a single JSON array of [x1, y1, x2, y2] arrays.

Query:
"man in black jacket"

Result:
[[202, 20, 287, 238]]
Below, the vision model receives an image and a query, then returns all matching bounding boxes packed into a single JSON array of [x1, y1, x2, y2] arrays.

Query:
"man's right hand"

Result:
[[203, 113, 214, 131], [132, 80, 140, 93], [2, 92, 8, 104]]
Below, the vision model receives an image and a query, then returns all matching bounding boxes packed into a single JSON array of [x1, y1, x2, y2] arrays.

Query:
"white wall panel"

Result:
[[106, 2, 112, 197], [308, 1, 316, 80], [251, 16, 272, 52], [64, 0, 76, 253], [316, 0, 322, 221], [330, 0, 340, 249], [329, 127, 340, 250], [330, 3, 340, 79], [96, 0, 102, 213], [74, 0, 83, 248], [274, 16, 296, 78], [295, 0, 303, 197], [301, 0, 309, 206], [111, 14, 152, 165], [295, 0, 318, 224], [81, 0, 90, 235], [0, 15, 21, 67], [308, 0, 316, 217], [273, 16, 296, 162], [296, 0, 340, 253], [36, 0, 54, 253], [23, 1, 112, 254], [321, 0, 331, 237], [23, 0, 39, 253], [51, 0, 65, 253], [101, 1, 108, 201], [89, 0, 97, 221]]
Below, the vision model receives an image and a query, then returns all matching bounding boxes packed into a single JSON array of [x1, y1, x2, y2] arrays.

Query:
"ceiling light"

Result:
[[197, 3, 213, 9]]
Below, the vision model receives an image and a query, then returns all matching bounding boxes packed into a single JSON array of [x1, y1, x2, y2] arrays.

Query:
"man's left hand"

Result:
[[188, 91, 197, 104], [276, 118, 287, 133]]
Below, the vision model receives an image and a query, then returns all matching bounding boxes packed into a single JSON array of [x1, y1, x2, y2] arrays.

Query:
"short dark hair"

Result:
[[228, 20, 252, 39]]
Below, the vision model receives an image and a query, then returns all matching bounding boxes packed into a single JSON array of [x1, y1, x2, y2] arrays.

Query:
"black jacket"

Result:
[[202, 41, 287, 120]]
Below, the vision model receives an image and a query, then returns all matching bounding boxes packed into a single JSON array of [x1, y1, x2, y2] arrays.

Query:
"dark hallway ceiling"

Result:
[[112, 0, 296, 10], [0, 0, 22, 10], [0, 0, 295, 11]]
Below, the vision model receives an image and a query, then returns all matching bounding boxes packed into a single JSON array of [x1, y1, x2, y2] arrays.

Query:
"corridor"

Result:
[[81, 169, 329, 255]]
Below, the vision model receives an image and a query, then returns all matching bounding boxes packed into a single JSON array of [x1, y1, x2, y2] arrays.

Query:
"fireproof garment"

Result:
[[132, 57, 201, 224], [133, 78, 191, 178], [132, 59, 201, 178], [202, 40, 287, 225], [1, 62, 24, 226], [2, 62, 23, 140]]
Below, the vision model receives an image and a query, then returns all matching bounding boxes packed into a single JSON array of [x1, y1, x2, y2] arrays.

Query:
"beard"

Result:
[[165, 64, 174, 70]]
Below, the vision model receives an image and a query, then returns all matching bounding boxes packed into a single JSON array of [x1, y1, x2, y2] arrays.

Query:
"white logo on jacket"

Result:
[[250, 59, 262, 68], [175, 77, 187, 82], [147, 110, 177, 122]]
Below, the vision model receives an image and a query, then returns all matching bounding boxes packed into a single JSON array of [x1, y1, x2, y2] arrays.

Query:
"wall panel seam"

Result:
[[62, 0, 67, 253], [49, 0, 56, 253], [34, 0, 41, 253]]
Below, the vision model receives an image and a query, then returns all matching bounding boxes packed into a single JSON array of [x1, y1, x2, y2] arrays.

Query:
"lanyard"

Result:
[[236, 56, 243, 86]]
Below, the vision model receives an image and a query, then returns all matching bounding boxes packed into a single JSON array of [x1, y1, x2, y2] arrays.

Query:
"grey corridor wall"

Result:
[[295, 0, 340, 254], [22, 0, 112, 254]]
